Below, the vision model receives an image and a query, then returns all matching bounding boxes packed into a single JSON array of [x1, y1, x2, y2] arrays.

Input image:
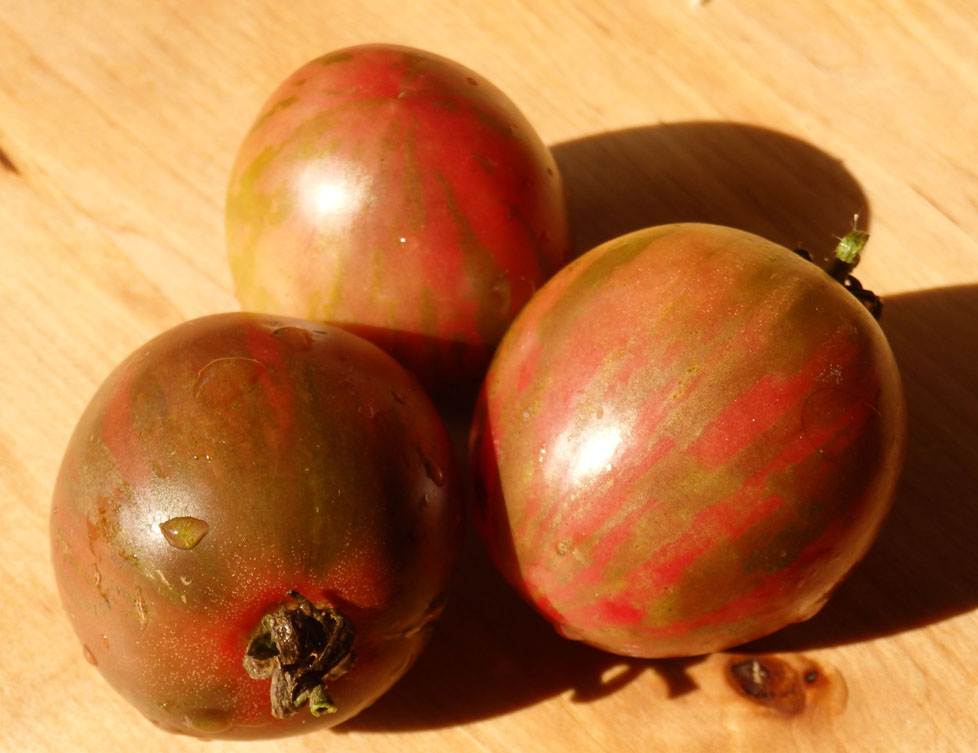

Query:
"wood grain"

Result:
[[2, 1, 976, 751]]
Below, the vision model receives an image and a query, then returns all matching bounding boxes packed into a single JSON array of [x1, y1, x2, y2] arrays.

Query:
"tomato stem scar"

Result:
[[242, 591, 356, 719]]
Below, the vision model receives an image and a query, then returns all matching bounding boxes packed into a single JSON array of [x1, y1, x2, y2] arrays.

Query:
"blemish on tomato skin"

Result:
[[192, 357, 268, 405], [93, 565, 110, 605], [134, 586, 149, 630]]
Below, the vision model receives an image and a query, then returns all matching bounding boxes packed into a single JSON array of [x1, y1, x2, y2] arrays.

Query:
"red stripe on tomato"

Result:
[[688, 326, 862, 469], [240, 324, 294, 446], [100, 364, 152, 489]]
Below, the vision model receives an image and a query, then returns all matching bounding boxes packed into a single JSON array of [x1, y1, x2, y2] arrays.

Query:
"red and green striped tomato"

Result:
[[471, 223, 907, 658], [226, 44, 569, 386], [50, 313, 461, 738]]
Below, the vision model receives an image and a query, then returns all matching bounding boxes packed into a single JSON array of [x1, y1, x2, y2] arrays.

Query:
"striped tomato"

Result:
[[50, 313, 461, 738], [226, 44, 569, 386], [471, 223, 907, 657]]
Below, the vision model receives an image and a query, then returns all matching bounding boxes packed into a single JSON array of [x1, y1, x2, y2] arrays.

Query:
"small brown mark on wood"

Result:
[[0, 145, 20, 175], [726, 655, 805, 715]]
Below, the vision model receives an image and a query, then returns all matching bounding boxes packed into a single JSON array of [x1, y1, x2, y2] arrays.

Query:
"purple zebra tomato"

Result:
[[50, 313, 461, 738], [226, 44, 569, 386], [471, 223, 907, 658]]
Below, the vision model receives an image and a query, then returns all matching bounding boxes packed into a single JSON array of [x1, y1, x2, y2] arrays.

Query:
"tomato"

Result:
[[226, 43, 570, 386], [50, 313, 461, 738], [471, 223, 907, 658]]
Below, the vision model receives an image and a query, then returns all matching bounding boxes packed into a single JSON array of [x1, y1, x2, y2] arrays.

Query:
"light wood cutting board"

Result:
[[2, 1, 976, 751]]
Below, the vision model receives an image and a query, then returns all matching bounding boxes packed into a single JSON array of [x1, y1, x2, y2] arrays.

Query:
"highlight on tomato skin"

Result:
[[49, 313, 462, 739], [470, 222, 908, 659], [226, 43, 570, 388]]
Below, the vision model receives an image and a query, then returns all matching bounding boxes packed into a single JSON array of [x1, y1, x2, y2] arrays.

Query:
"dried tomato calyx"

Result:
[[243, 590, 356, 719]]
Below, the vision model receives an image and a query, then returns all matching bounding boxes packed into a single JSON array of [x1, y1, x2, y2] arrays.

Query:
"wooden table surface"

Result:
[[3, 1, 977, 751]]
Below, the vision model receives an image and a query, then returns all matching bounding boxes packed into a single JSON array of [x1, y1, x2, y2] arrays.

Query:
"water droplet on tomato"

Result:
[[182, 708, 232, 734], [160, 516, 210, 549], [390, 598, 447, 639], [273, 324, 314, 350], [82, 645, 97, 666], [795, 590, 832, 623], [193, 357, 267, 406], [419, 450, 445, 487], [491, 276, 511, 314]]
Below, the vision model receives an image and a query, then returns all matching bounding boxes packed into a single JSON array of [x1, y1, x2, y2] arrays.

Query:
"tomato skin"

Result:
[[471, 223, 907, 658], [226, 44, 570, 386], [50, 313, 461, 738]]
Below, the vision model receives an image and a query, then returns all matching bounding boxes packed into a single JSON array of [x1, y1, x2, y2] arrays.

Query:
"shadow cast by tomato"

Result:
[[551, 122, 872, 266], [338, 518, 705, 733], [340, 122, 884, 731], [748, 283, 978, 651], [343, 373, 707, 733]]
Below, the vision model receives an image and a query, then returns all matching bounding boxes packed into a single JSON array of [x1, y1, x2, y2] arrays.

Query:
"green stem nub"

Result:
[[827, 229, 870, 282], [811, 227, 883, 320], [243, 591, 356, 719]]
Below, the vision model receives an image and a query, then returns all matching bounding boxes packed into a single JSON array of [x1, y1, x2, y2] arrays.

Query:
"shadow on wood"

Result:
[[338, 518, 673, 732], [550, 122, 872, 266]]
